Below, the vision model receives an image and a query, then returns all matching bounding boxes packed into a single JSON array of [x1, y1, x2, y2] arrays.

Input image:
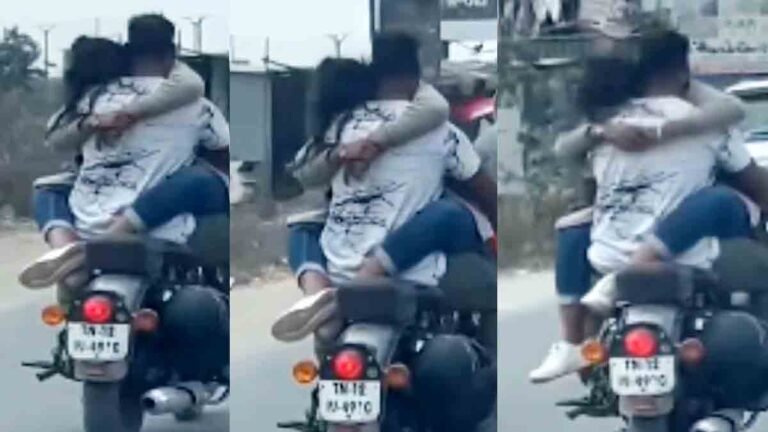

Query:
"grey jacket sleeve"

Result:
[[554, 123, 594, 162], [681, 80, 746, 131], [121, 61, 205, 118], [290, 141, 341, 189], [291, 83, 450, 188], [44, 108, 91, 153], [367, 81, 450, 147]]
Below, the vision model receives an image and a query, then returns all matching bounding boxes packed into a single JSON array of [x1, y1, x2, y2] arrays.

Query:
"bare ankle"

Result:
[[631, 244, 665, 266], [46, 228, 79, 249], [105, 215, 140, 236], [300, 271, 332, 295], [355, 257, 388, 280]]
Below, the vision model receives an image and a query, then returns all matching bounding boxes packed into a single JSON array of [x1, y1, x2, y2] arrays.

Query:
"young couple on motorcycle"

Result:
[[18, 14, 230, 380], [530, 29, 768, 384], [19, 14, 229, 301], [272, 32, 498, 429], [271, 33, 497, 346]]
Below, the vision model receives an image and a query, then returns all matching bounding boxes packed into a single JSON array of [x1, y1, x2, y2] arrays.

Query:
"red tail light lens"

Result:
[[332, 349, 365, 380], [82, 296, 114, 324], [624, 328, 659, 358]]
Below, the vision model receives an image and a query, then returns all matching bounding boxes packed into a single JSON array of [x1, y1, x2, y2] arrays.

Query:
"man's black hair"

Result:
[[126, 13, 176, 59], [371, 32, 421, 80], [637, 29, 690, 84]]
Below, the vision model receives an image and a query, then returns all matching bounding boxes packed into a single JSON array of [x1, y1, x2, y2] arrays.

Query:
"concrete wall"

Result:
[[230, 72, 271, 163]]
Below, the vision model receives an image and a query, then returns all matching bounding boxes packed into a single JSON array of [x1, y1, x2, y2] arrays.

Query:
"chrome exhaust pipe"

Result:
[[689, 410, 743, 432], [141, 382, 212, 415]]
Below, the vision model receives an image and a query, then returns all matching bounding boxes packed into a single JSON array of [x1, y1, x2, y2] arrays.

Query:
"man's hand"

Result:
[[603, 122, 658, 152]]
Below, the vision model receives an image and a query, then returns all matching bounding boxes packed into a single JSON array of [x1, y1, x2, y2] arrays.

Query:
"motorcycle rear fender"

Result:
[[335, 323, 401, 369], [617, 305, 682, 418], [71, 275, 149, 382], [621, 305, 683, 341]]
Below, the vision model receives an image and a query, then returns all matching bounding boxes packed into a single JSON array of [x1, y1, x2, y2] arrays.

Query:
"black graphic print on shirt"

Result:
[[326, 181, 405, 253], [595, 171, 677, 241]]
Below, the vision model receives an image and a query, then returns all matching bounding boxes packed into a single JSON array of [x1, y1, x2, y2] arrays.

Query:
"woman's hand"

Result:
[[602, 122, 658, 152]]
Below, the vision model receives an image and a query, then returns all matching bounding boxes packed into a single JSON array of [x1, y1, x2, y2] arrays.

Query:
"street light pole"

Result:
[[39, 25, 55, 78], [185, 16, 207, 53], [326, 33, 349, 57]]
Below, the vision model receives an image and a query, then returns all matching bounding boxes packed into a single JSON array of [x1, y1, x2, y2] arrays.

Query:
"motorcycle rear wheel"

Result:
[[82, 382, 144, 432], [626, 416, 669, 432]]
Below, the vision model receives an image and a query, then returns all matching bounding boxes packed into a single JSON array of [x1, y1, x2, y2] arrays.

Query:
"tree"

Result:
[[0, 27, 44, 93]]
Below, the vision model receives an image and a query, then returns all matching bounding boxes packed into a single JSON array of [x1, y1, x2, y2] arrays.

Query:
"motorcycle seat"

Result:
[[336, 279, 443, 326], [439, 253, 497, 312], [713, 238, 768, 294], [84, 236, 213, 279], [614, 264, 719, 306]]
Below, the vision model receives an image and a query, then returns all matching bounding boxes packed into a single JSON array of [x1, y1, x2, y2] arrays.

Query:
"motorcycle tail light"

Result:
[[679, 338, 706, 366], [332, 349, 365, 381], [41, 304, 66, 326], [292, 360, 318, 385], [82, 296, 114, 324], [624, 328, 659, 358]]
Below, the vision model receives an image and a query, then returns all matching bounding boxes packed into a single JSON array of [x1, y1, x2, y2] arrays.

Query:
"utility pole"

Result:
[[185, 16, 207, 53], [326, 33, 348, 57], [39, 25, 55, 78]]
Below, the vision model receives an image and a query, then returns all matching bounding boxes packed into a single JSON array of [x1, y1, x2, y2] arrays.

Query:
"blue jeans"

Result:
[[33, 164, 227, 237], [287, 198, 484, 278], [555, 186, 753, 304]]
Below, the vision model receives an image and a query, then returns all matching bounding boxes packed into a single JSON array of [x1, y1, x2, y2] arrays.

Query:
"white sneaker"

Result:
[[581, 273, 618, 316], [529, 341, 589, 384]]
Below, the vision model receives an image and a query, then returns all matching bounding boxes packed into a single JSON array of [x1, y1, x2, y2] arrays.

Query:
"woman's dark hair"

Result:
[[309, 57, 377, 141], [577, 56, 639, 122], [50, 36, 127, 133]]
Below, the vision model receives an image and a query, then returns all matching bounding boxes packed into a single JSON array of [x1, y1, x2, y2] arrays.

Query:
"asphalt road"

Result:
[[0, 230, 228, 432]]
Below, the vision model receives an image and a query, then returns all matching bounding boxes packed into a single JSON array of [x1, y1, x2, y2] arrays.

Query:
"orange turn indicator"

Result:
[[292, 360, 318, 385], [581, 339, 608, 365], [41, 305, 66, 326], [133, 309, 159, 333], [384, 363, 411, 390]]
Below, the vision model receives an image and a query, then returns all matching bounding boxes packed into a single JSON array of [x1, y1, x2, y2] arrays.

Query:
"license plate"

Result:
[[610, 356, 675, 396], [318, 380, 381, 423], [66, 322, 130, 361]]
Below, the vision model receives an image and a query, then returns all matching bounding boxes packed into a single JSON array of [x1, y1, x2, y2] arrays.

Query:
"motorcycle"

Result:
[[278, 252, 497, 432], [559, 259, 768, 432], [24, 217, 230, 432]]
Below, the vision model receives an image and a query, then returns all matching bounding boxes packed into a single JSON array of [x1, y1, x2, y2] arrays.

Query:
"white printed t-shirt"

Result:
[[589, 96, 753, 274], [68, 77, 229, 244], [320, 101, 482, 286]]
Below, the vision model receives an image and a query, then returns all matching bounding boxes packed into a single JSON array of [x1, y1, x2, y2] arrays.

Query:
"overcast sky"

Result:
[[1, 0, 496, 75], [0, 0, 228, 76], [231, 0, 372, 69]]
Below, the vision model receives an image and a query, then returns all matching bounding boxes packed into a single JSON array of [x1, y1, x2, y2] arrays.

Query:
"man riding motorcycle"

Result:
[[19, 13, 229, 417], [274, 33, 497, 431], [530, 29, 768, 384]]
